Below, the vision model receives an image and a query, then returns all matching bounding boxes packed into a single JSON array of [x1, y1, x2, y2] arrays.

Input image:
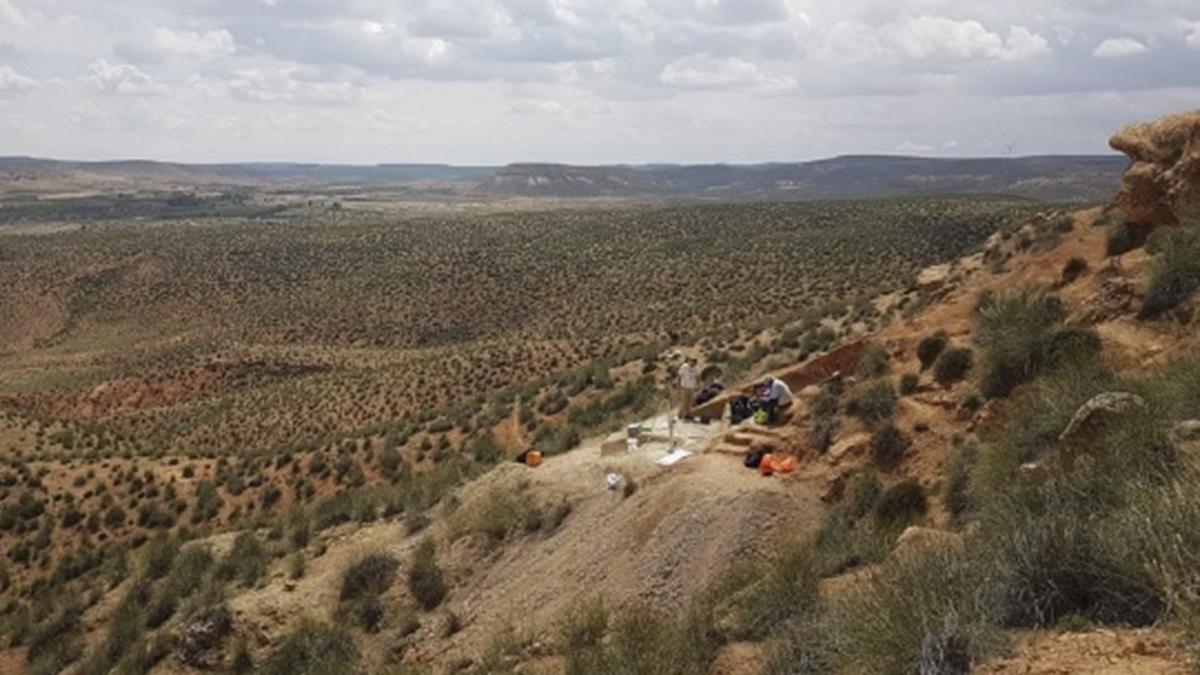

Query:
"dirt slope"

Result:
[[211, 423, 825, 672]]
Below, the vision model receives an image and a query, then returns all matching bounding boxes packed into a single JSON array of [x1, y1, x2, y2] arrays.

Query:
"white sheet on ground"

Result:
[[656, 449, 694, 466]]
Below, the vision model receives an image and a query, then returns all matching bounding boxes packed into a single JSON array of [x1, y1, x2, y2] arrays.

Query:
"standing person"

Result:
[[676, 358, 700, 421], [758, 376, 794, 424]]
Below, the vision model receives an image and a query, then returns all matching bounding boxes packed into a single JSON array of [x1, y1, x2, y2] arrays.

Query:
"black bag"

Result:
[[744, 447, 766, 469], [694, 383, 725, 406], [729, 395, 753, 424]]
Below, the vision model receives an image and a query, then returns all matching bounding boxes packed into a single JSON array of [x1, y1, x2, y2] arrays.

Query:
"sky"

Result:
[[0, 0, 1197, 165]]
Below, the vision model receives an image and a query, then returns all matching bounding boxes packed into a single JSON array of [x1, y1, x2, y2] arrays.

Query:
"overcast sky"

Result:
[[0, 0, 1197, 164]]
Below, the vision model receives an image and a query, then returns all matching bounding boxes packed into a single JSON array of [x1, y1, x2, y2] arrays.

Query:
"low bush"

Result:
[[856, 345, 891, 379], [1140, 227, 1200, 318], [870, 425, 909, 469], [1061, 257, 1088, 284], [917, 331, 949, 371], [826, 547, 1000, 675], [218, 533, 268, 588], [872, 479, 927, 527], [260, 620, 358, 675], [1105, 220, 1152, 257], [340, 552, 398, 602], [561, 604, 719, 675], [975, 288, 1078, 399], [899, 373, 919, 395], [934, 347, 974, 388], [449, 488, 535, 543], [408, 538, 447, 611], [983, 488, 1165, 628], [847, 381, 898, 425]]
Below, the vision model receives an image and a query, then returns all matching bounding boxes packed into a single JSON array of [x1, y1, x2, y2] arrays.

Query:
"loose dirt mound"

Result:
[[974, 628, 1192, 674], [224, 427, 825, 671]]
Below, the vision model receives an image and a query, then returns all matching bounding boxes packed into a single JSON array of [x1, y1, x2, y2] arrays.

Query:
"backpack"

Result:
[[729, 396, 753, 424]]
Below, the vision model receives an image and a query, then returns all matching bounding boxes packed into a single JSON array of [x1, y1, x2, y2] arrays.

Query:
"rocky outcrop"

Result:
[[178, 605, 233, 669], [1109, 110, 1200, 225], [1058, 392, 1147, 442]]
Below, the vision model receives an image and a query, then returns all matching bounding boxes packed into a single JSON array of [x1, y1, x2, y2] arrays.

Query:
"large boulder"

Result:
[[1109, 110, 1200, 226]]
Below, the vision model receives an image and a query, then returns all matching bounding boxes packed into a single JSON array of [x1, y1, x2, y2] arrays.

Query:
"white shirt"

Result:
[[768, 378, 793, 405], [678, 363, 699, 390]]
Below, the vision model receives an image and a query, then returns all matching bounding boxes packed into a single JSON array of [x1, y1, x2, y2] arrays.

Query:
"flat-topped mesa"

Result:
[[1109, 110, 1200, 226]]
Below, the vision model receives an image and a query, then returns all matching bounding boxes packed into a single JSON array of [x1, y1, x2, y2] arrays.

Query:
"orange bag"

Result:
[[759, 453, 776, 476], [759, 454, 796, 476], [525, 450, 543, 467]]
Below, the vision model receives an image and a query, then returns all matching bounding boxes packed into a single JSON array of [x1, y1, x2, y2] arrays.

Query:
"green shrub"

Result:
[[1140, 227, 1200, 318], [192, 480, 223, 524], [933, 347, 973, 388], [147, 545, 214, 628], [975, 288, 1069, 399], [260, 620, 358, 675], [826, 547, 999, 675], [26, 603, 83, 675], [408, 538, 447, 611], [218, 533, 268, 587], [340, 553, 398, 602], [847, 381, 897, 425], [714, 545, 821, 641], [856, 345, 891, 379], [449, 488, 532, 543], [917, 331, 949, 371], [563, 604, 718, 675], [870, 425, 908, 469], [1061, 257, 1088, 284], [983, 488, 1164, 628], [899, 373, 919, 395], [873, 479, 928, 527], [143, 534, 179, 580], [945, 445, 976, 524], [1105, 220, 1152, 256]]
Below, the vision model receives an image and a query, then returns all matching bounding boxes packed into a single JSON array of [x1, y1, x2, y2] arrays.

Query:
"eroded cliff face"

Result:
[[1110, 110, 1200, 226]]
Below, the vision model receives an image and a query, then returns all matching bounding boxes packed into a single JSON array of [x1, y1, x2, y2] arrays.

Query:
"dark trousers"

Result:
[[760, 398, 792, 424]]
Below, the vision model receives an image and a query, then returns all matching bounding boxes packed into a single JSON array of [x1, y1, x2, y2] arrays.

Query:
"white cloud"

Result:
[[226, 67, 362, 105], [1184, 22, 1200, 50], [1093, 37, 1148, 58], [892, 17, 1049, 62], [660, 55, 795, 91], [85, 59, 162, 96], [0, 64, 37, 92], [152, 27, 237, 58], [0, 0, 27, 28]]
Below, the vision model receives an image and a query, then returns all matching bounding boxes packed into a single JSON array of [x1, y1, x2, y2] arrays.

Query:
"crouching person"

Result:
[[758, 376, 794, 425]]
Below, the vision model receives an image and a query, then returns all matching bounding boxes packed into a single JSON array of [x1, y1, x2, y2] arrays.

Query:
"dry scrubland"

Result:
[[3, 183, 1163, 675]]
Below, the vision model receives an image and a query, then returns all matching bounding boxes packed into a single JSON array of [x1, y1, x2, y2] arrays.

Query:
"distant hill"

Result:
[[0, 154, 1126, 202], [601, 155, 1122, 202]]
